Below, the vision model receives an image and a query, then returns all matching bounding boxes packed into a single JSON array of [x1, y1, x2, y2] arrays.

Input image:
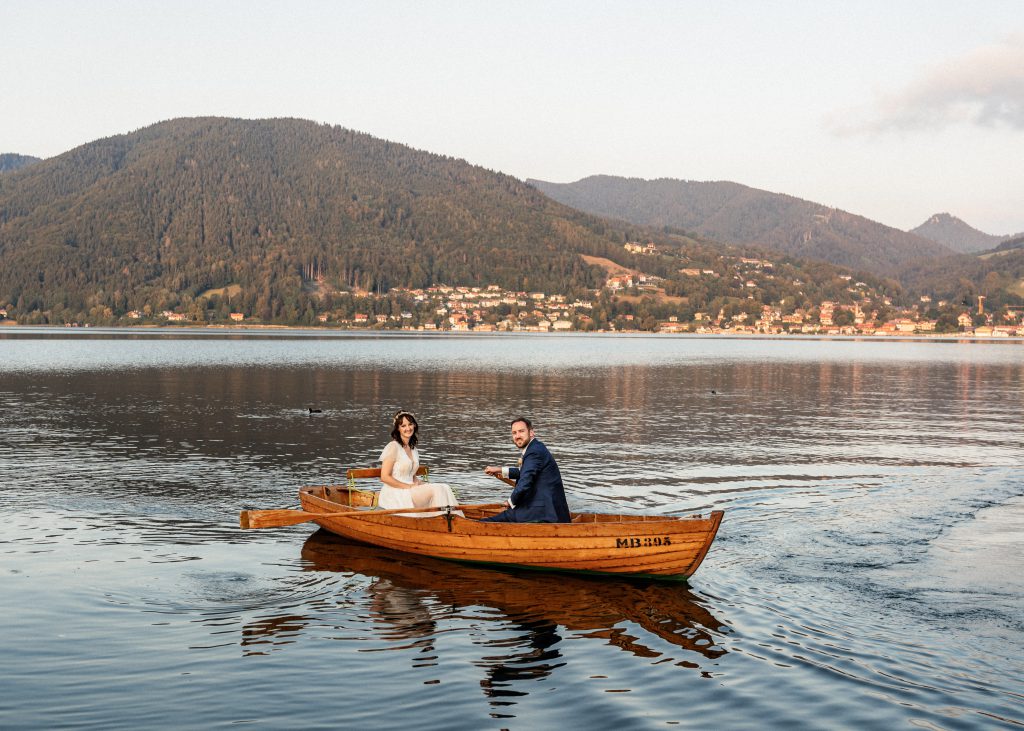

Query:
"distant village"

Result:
[[5, 240, 1021, 336], [274, 283, 1018, 336]]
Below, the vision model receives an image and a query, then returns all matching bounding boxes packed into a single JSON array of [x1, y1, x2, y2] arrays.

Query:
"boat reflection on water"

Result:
[[242, 529, 730, 702]]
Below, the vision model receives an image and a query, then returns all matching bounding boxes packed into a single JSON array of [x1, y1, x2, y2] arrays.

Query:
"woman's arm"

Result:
[[411, 448, 424, 485], [379, 442, 412, 489], [380, 456, 413, 489]]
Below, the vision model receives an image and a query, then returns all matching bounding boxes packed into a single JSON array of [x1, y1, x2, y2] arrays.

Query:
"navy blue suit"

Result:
[[482, 439, 570, 523]]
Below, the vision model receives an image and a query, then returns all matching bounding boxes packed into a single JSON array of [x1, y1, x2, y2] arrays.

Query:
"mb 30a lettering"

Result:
[[616, 536, 672, 549]]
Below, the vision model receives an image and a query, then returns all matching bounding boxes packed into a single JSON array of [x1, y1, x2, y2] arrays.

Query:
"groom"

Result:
[[482, 417, 571, 523]]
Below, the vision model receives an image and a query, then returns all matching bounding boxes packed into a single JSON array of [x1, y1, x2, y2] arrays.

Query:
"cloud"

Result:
[[828, 34, 1024, 135]]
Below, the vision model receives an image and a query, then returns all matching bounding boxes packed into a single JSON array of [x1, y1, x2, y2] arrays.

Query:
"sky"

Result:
[[3, 0, 1022, 235]]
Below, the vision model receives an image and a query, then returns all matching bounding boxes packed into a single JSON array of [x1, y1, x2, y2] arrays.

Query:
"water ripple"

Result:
[[1, 335, 1022, 729]]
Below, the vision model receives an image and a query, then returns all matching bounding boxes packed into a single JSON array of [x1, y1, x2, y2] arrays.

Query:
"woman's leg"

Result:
[[407, 483, 460, 513], [432, 483, 459, 507], [408, 483, 439, 508], [429, 483, 462, 516]]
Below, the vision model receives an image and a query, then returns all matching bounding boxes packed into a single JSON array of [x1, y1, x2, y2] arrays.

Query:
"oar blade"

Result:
[[239, 509, 317, 529]]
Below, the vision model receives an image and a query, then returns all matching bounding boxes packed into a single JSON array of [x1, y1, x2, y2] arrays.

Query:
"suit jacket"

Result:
[[504, 439, 571, 523]]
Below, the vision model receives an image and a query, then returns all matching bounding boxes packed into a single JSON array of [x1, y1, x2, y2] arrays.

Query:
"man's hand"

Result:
[[483, 465, 501, 476]]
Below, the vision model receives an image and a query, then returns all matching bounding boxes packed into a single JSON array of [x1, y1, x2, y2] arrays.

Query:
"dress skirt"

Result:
[[378, 482, 461, 517]]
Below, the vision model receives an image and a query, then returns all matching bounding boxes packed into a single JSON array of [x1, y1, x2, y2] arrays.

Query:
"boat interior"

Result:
[[301, 483, 695, 524]]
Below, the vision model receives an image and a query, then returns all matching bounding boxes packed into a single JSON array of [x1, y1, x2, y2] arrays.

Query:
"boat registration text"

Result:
[[616, 536, 671, 548]]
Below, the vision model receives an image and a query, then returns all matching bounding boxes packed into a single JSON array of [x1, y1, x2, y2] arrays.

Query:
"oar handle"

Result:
[[492, 473, 517, 487]]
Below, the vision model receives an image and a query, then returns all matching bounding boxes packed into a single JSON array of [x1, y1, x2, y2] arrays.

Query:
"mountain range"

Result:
[[1, 117, 1021, 325], [528, 175, 954, 276]]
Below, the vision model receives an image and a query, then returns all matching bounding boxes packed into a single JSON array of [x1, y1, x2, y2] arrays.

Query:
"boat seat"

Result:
[[342, 465, 430, 509], [346, 466, 429, 481]]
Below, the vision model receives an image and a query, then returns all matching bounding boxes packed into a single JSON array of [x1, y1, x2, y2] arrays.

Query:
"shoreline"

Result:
[[1, 322, 1022, 343]]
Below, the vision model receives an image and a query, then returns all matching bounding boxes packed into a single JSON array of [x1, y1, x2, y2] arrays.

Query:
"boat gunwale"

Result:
[[299, 485, 721, 536]]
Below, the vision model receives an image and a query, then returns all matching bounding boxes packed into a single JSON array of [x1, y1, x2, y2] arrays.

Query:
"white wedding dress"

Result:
[[378, 441, 460, 516]]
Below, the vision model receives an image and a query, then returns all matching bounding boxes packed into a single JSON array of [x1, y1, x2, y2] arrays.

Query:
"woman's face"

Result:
[[397, 416, 416, 444]]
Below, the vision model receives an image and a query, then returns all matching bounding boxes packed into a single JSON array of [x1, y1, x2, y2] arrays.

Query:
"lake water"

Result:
[[1, 330, 1022, 729]]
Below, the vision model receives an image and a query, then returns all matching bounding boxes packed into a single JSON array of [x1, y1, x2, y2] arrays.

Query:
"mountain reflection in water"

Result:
[[239, 530, 728, 701]]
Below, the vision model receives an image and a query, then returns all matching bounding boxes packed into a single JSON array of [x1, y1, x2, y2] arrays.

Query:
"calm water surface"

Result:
[[1, 330, 1022, 729]]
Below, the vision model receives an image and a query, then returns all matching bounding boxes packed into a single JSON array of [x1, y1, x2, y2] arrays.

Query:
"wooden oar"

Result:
[[489, 471, 517, 487], [240, 503, 499, 529]]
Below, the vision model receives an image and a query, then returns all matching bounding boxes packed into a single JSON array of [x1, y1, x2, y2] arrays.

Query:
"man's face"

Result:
[[511, 421, 533, 449]]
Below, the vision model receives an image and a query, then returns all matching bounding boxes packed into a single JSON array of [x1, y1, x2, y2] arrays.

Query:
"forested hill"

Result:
[[0, 154, 41, 173], [910, 213, 1006, 253], [896, 234, 1024, 301], [0, 118, 639, 321], [528, 175, 954, 274]]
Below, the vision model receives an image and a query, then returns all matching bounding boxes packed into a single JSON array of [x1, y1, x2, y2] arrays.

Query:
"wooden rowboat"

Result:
[[283, 468, 723, 582]]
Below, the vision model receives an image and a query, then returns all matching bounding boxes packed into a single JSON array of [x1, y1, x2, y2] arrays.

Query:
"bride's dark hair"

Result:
[[390, 410, 419, 449]]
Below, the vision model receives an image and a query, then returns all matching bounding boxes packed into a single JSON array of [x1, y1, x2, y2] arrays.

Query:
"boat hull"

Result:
[[299, 486, 723, 581]]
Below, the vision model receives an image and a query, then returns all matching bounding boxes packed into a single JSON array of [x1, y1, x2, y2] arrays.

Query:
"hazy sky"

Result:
[[4, 0, 1022, 234]]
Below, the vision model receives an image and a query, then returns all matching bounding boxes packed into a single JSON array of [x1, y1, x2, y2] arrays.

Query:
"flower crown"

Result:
[[393, 410, 417, 424]]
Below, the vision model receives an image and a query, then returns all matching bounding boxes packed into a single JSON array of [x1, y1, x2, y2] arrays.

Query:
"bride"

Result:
[[378, 410, 460, 515]]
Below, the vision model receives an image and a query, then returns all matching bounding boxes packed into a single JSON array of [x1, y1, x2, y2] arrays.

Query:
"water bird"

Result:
[[308, 407, 322, 414]]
